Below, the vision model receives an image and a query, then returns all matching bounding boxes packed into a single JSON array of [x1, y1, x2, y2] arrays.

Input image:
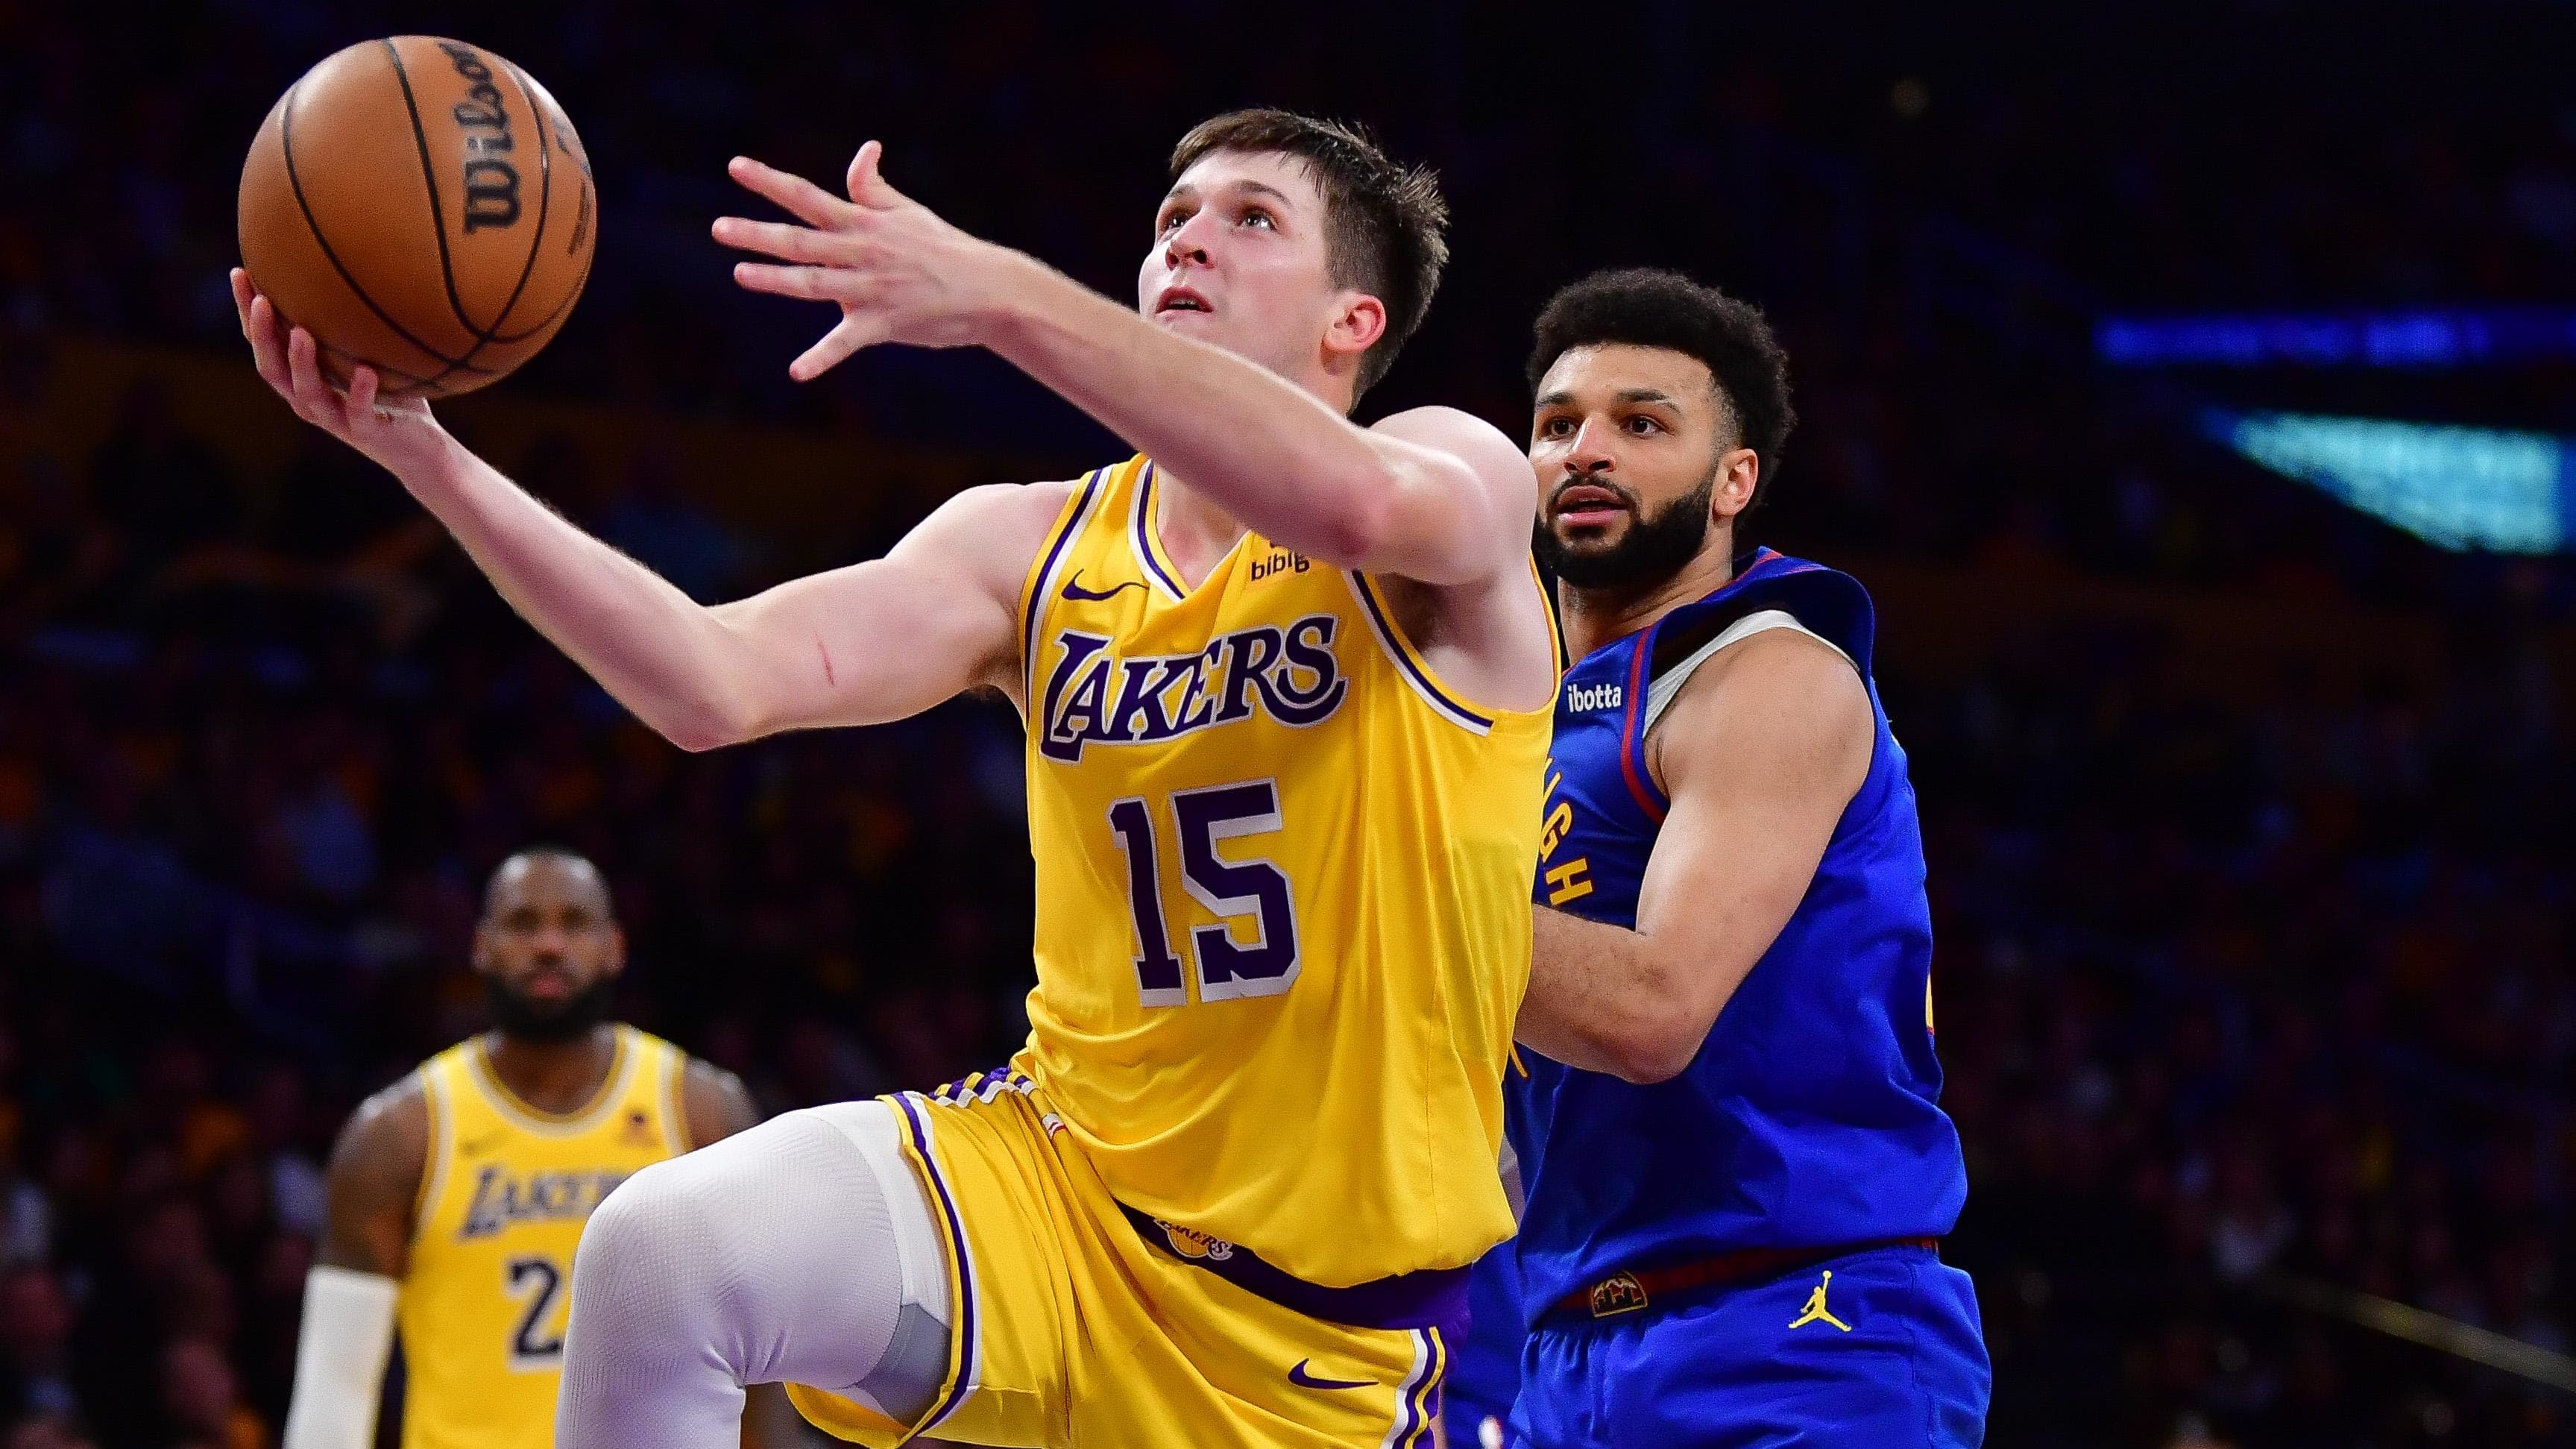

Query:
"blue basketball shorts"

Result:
[[1441, 1249, 1525, 1448], [1506, 1243, 1988, 1448]]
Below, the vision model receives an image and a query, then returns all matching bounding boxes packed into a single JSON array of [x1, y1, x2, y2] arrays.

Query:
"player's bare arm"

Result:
[[318, 1075, 432, 1277], [679, 1059, 763, 1148], [1517, 629, 1874, 1083], [283, 1075, 427, 1449], [717, 145, 1532, 589], [695, 477, 1075, 727], [230, 268, 1073, 745]]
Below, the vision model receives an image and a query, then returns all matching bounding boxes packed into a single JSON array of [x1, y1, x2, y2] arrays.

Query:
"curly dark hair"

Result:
[[1526, 268, 1797, 511], [1171, 110, 1449, 400]]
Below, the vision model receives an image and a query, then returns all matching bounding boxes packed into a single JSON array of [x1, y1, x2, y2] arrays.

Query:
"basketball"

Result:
[[237, 37, 596, 400]]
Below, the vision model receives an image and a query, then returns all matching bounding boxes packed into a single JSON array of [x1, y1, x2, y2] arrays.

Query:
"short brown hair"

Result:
[[1169, 109, 1449, 399]]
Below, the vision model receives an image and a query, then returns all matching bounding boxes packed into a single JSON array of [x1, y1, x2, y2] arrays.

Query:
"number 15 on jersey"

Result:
[[1106, 779, 1302, 1007]]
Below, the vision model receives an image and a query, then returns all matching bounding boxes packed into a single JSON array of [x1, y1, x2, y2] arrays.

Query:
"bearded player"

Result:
[[233, 110, 1557, 1448], [1456, 270, 1989, 1447], [277, 848, 796, 1449]]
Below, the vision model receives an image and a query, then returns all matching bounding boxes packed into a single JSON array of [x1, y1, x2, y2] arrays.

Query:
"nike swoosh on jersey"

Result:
[[1286, 1360, 1373, 1390], [1061, 572, 1147, 602]]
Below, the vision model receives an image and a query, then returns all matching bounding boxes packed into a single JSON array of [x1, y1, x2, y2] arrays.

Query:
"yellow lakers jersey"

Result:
[[1011, 455, 1553, 1286], [399, 1025, 688, 1449]]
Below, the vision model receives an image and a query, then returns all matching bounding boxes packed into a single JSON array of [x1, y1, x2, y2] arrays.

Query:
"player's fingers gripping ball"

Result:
[[238, 37, 596, 399]]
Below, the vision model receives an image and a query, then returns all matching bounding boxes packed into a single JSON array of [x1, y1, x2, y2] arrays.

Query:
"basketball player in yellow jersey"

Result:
[[235, 109, 1558, 1447], [276, 848, 796, 1449]]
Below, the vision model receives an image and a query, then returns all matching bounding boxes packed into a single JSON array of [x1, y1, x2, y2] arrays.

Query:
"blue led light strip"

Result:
[[2102, 309, 2576, 368], [2202, 409, 2576, 553]]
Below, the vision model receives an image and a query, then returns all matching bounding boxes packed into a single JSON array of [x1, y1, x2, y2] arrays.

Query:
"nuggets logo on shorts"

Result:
[[1589, 1272, 1649, 1318], [1154, 1219, 1238, 1262]]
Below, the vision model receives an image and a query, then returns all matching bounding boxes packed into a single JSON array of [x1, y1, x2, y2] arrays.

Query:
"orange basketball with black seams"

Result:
[[238, 37, 596, 400]]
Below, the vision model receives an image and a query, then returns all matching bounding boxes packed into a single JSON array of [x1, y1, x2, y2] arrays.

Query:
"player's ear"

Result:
[[1323, 292, 1388, 365], [604, 924, 629, 980], [1711, 447, 1760, 521]]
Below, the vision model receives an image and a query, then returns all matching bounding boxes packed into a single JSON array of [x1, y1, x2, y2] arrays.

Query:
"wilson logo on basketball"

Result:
[[236, 35, 598, 399], [438, 43, 522, 232]]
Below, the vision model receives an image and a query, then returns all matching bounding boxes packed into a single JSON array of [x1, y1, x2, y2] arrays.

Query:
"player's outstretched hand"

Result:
[[715, 141, 1018, 381], [230, 268, 444, 475]]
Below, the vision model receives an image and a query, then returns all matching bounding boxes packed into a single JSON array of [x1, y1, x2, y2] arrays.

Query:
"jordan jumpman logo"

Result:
[[1788, 1270, 1853, 1331]]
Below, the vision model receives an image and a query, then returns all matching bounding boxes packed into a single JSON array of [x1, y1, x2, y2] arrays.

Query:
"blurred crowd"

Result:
[[1918, 615, 2574, 1447], [10, 1, 2576, 433], [0, 370, 1038, 1446], [5, 2, 2576, 1448]]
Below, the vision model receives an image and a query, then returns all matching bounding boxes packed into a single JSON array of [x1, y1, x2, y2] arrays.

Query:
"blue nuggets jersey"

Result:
[[1507, 549, 1968, 1323]]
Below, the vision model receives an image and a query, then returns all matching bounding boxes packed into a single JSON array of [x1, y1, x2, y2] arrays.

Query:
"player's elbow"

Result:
[[650, 694, 765, 754], [1603, 955, 1738, 1082], [661, 718, 742, 754], [1602, 1022, 1703, 1084], [650, 615, 777, 752]]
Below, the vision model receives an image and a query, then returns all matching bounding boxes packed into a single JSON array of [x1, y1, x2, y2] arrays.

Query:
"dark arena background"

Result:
[[5, 3, 2576, 1446]]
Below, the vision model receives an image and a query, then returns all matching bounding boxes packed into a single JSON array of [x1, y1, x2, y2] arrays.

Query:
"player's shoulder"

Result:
[[675, 1053, 763, 1147], [328, 1068, 433, 1183], [1679, 625, 1865, 721], [900, 477, 1090, 579], [1709, 616, 1859, 673], [347, 1069, 432, 1140], [676, 1052, 752, 1105], [1370, 404, 1526, 480], [929, 477, 1086, 532], [600, 1025, 758, 1145], [1367, 401, 1511, 443], [1655, 626, 1873, 782]]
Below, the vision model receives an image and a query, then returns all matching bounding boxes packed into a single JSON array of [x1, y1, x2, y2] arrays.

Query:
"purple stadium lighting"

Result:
[[2101, 309, 2576, 368]]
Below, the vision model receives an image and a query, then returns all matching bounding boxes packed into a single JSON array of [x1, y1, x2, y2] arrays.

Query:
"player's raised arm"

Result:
[[986, 295, 1533, 588], [715, 125, 1532, 590], [283, 1078, 428, 1449], [1518, 629, 1874, 1083], [230, 268, 1067, 749], [965, 273, 1532, 587]]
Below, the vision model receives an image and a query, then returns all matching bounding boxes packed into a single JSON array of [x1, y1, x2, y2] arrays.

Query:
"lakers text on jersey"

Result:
[[400, 1025, 689, 1449]]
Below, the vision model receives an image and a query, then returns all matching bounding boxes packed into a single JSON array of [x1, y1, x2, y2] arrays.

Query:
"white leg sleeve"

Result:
[[555, 1101, 954, 1449]]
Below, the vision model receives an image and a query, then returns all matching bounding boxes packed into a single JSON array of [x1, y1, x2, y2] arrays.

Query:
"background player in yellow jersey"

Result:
[[275, 848, 795, 1448], [233, 109, 1558, 1447]]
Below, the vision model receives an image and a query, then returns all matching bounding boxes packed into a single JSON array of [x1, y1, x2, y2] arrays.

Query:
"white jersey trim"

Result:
[[1640, 609, 1858, 737]]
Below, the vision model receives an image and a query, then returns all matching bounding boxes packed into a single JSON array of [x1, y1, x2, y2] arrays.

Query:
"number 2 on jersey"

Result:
[[504, 1254, 567, 1368], [1107, 779, 1300, 1005]]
